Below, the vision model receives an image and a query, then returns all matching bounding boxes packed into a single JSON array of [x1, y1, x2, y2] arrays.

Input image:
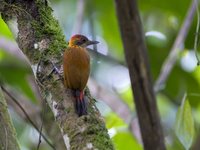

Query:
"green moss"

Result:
[[31, 0, 67, 57], [80, 115, 114, 150], [94, 132, 113, 150], [60, 112, 113, 150]]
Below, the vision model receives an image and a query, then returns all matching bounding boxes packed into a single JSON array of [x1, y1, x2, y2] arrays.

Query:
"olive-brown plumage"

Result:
[[63, 34, 99, 116], [63, 46, 90, 91]]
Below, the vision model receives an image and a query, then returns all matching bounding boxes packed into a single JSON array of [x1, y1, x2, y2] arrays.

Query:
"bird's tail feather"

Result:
[[75, 90, 87, 116]]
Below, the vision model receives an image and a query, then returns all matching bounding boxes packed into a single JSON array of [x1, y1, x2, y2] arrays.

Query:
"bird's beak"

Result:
[[86, 40, 99, 46]]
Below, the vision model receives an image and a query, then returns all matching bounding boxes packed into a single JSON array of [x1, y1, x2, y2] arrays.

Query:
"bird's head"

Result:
[[68, 34, 99, 47]]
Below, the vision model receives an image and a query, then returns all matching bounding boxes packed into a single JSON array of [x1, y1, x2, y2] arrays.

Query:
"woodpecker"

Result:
[[63, 34, 99, 116]]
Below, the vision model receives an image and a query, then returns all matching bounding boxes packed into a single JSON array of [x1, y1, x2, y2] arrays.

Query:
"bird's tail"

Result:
[[74, 90, 87, 116]]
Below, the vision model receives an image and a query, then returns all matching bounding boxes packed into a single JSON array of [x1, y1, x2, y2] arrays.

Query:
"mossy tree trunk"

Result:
[[0, 1, 114, 150], [0, 86, 20, 150]]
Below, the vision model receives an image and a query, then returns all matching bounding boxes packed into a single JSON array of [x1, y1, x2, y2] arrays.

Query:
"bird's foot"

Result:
[[36, 59, 63, 83], [49, 61, 63, 80]]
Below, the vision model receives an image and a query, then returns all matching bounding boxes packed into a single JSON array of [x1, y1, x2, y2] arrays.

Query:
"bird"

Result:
[[63, 34, 99, 116]]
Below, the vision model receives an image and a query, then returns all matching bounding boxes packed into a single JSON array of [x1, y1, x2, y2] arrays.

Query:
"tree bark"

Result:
[[114, 0, 166, 150], [0, 86, 20, 150], [0, 1, 113, 150]]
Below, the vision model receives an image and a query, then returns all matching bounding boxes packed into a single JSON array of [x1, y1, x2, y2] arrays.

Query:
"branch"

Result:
[[0, 1, 113, 150], [154, 0, 197, 92], [114, 0, 166, 149], [0, 86, 20, 150]]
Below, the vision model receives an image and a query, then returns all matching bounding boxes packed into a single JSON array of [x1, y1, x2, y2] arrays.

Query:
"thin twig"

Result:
[[37, 102, 47, 150], [36, 111, 43, 150], [154, 0, 197, 92], [181, 93, 187, 107], [194, 0, 200, 65], [1, 86, 56, 150]]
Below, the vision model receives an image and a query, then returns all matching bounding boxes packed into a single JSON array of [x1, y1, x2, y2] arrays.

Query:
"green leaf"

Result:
[[105, 112, 126, 129], [0, 50, 37, 103], [0, 16, 14, 39], [175, 96, 195, 150], [112, 130, 142, 150]]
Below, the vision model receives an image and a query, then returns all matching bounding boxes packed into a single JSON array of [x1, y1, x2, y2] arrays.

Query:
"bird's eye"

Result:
[[76, 41, 82, 45], [82, 39, 86, 42]]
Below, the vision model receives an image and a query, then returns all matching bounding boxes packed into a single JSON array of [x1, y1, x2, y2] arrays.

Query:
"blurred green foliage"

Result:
[[0, 0, 199, 149], [175, 96, 195, 150], [113, 131, 142, 150], [0, 16, 38, 103], [0, 17, 13, 39], [0, 50, 37, 103]]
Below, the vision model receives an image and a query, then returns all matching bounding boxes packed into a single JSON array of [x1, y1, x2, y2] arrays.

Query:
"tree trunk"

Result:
[[114, 0, 166, 149], [0, 1, 113, 150], [0, 86, 20, 150]]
